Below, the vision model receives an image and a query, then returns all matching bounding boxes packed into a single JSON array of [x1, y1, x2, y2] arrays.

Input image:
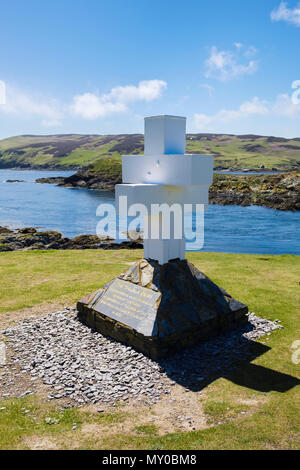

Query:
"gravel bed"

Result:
[[0, 309, 283, 405]]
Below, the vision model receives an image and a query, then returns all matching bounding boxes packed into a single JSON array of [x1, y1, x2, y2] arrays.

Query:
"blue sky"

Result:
[[0, 0, 300, 138]]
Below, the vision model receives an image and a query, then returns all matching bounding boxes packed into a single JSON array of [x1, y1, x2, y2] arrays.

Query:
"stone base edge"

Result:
[[76, 300, 248, 360]]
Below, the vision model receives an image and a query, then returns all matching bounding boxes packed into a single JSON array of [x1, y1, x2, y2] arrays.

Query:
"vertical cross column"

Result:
[[143, 115, 186, 264], [115, 115, 214, 265]]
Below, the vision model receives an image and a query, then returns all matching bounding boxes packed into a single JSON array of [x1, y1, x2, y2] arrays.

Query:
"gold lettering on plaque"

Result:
[[93, 278, 161, 332]]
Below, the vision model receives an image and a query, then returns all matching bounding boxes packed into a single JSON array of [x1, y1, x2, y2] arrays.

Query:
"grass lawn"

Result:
[[0, 250, 299, 449]]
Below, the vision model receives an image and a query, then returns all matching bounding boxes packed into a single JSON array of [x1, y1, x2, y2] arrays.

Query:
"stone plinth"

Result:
[[77, 259, 248, 359]]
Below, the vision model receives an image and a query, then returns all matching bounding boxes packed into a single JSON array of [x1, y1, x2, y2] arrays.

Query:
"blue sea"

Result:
[[0, 169, 299, 255]]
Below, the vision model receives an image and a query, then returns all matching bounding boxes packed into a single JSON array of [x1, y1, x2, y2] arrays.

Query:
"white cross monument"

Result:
[[78, 118, 248, 357], [116, 115, 214, 265]]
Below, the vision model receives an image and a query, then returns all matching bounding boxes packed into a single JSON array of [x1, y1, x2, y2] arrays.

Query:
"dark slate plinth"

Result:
[[77, 259, 248, 359]]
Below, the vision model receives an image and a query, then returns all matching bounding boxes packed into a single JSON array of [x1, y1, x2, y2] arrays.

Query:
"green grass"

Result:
[[0, 250, 299, 449], [0, 249, 141, 313], [55, 149, 102, 166], [203, 400, 248, 425], [134, 424, 159, 436], [0, 395, 129, 449], [88, 157, 122, 178], [0, 395, 84, 449]]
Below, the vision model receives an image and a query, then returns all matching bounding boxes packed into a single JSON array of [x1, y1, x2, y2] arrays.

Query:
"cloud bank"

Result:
[[71, 80, 167, 120], [0, 80, 167, 127], [205, 44, 258, 81], [194, 94, 300, 130], [271, 2, 300, 26]]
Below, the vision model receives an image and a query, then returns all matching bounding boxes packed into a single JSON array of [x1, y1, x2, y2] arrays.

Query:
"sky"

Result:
[[0, 0, 300, 139]]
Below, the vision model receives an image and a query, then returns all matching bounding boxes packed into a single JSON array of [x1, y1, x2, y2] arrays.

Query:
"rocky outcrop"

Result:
[[35, 177, 65, 185], [36, 167, 121, 191], [0, 227, 142, 252], [209, 172, 300, 211], [209, 189, 299, 211], [36, 171, 300, 211], [5, 179, 25, 183]]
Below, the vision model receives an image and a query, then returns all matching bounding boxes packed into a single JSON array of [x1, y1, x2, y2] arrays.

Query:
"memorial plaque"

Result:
[[93, 278, 161, 336]]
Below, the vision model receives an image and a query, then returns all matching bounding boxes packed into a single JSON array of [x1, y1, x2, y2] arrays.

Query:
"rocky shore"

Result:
[[209, 172, 300, 211], [0, 226, 142, 252], [36, 171, 300, 211], [36, 162, 121, 191]]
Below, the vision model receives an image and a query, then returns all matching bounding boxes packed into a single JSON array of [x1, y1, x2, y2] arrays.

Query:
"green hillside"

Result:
[[1, 132, 300, 171]]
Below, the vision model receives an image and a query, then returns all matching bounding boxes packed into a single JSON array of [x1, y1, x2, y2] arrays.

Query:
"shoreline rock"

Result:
[[5, 179, 25, 183], [0, 226, 142, 252], [209, 172, 300, 211], [36, 165, 121, 191], [36, 171, 300, 211]]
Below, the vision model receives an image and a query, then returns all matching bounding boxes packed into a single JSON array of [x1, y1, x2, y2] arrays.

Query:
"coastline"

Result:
[[1, 169, 299, 254], [0, 226, 142, 252], [0, 165, 80, 171], [35, 170, 300, 212]]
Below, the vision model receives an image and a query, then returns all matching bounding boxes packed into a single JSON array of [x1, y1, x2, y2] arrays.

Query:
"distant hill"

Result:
[[1, 132, 300, 171]]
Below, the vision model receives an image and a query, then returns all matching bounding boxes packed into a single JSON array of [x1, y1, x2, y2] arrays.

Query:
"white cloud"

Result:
[[244, 45, 258, 57], [271, 2, 300, 26], [194, 97, 269, 130], [234, 42, 243, 50], [70, 93, 127, 120], [1, 85, 63, 121], [194, 90, 300, 131], [273, 93, 300, 117], [200, 83, 215, 96], [194, 113, 214, 130], [0, 79, 167, 125], [205, 45, 258, 81], [70, 80, 167, 120], [41, 119, 63, 128], [239, 97, 269, 115], [0, 80, 6, 105], [106, 80, 167, 103]]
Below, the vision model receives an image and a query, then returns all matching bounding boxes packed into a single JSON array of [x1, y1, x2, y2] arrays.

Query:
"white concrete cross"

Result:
[[116, 115, 213, 265]]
